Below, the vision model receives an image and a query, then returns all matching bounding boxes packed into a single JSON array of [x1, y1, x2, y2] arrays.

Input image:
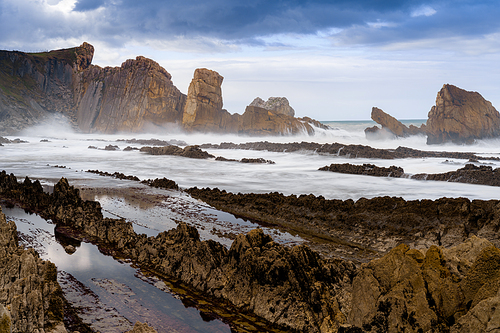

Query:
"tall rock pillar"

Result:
[[182, 68, 226, 131]]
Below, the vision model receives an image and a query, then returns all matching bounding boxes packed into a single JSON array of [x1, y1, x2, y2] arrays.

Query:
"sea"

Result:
[[1, 119, 500, 332]]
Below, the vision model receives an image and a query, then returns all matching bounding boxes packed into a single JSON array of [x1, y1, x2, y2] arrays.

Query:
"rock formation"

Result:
[[200, 141, 500, 161], [75, 56, 186, 133], [426, 84, 500, 144], [249, 97, 295, 117], [5, 172, 500, 331], [1, 43, 326, 136], [320, 163, 500, 187], [367, 107, 425, 138], [0, 207, 67, 333], [180, 69, 322, 135]]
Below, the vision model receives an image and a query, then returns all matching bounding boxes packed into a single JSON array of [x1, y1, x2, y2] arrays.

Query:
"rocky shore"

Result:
[[200, 141, 500, 161], [0, 207, 67, 333], [319, 163, 500, 187], [2, 171, 500, 331]]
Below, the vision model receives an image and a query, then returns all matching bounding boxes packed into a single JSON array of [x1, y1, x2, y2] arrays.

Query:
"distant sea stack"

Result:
[[426, 84, 500, 144], [0, 43, 325, 135], [365, 84, 500, 144]]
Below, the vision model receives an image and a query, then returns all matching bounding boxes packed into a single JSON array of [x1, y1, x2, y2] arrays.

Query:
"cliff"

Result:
[[0, 43, 93, 134], [0, 43, 324, 135]]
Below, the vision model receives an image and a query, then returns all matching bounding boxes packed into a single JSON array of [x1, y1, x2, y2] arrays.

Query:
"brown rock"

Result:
[[369, 107, 425, 138], [126, 321, 157, 333], [239, 105, 314, 135], [426, 84, 500, 144], [249, 97, 295, 117], [181, 68, 236, 132], [75, 56, 186, 133]]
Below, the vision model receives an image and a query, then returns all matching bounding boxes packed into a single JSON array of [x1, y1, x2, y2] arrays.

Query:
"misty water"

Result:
[[2, 119, 500, 331]]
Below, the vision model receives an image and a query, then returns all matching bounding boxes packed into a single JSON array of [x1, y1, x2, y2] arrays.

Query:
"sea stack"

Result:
[[426, 84, 500, 144]]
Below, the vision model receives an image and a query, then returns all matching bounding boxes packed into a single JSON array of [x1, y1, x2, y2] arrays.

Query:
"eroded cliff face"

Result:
[[0, 43, 93, 134], [75, 56, 186, 133], [426, 84, 500, 144], [1, 43, 324, 135]]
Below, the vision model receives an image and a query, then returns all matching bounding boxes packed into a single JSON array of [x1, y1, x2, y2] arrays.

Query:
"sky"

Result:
[[0, 0, 499, 121]]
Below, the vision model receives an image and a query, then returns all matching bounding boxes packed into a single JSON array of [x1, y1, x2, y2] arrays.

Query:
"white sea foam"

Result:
[[2, 121, 500, 203]]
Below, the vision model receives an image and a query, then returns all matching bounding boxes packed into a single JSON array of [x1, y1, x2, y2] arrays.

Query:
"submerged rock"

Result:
[[140, 145, 215, 159], [127, 321, 158, 333]]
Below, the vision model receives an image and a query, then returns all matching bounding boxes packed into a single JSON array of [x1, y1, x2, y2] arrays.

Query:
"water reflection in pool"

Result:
[[2, 205, 232, 333]]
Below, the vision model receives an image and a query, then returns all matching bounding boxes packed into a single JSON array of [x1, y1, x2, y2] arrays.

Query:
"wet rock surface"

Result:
[[200, 141, 500, 161], [86, 169, 140, 182], [186, 187, 500, 263], [117, 138, 187, 146], [215, 156, 276, 164], [0, 172, 354, 332], [319, 163, 404, 178], [140, 178, 179, 190], [140, 145, 215, 159], [320, 163, 500, 187], [0, 207, 67, 333]]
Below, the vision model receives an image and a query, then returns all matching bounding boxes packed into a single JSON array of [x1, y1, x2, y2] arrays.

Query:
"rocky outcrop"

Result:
[[0, 43, 94, 133], [346, 238, 500, 332], [319, 162, 500, 187], [127, 321, 158, 333], [367, 107, 425, 138], [181, 68, 235, 132], [200, 141, 500, 161], [0, 207, 67, 333], [319, 163, 405, 178], [139, 145, 214, 159], [0, 173, 356, 332], [249, 97, 295, 117], [75, 56, 186, 133], [181, 69, 322, 135], [1, 43, 326, 136], [426, 84, 500, 144]]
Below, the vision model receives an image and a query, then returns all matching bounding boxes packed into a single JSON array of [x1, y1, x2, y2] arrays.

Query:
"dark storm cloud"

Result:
[[1, 0, 499, 51]]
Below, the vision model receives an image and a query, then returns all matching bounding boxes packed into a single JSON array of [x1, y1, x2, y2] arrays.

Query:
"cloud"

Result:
[[1, 0, 499, 55]]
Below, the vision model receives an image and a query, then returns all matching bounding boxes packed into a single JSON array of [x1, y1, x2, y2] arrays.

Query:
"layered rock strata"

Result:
[[0, 172, 356, 332], [427, 84, 500, 144], [200, 141, 500, 161], [4, 171, 500, 331], [0, 207, 67, 333], [186, 187, 500, 263], [1, 44, 324, 135]]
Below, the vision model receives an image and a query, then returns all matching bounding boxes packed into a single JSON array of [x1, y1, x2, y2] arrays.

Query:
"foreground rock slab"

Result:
[[0, 207, 67, 333]]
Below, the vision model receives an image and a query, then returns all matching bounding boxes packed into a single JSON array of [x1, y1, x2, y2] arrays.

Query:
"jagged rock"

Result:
[[140, 178, 179, 190], [75, 56, 186, 133], [239, 105, 315, 135], [126, 321, 157, 333], [139, 145, 214, 159], [367, 107, 426, 139], [182, 68, 234, 132], [200, 141, 500, 161], [319, 163, 404, 177], [250, 97, 295, 117], [0, 207, 67, 333], [348, 238, 500, 332], [426, 84, 500, 144]]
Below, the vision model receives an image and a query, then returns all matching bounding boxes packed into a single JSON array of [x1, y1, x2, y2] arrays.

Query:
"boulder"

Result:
[[249, 97, 295, 117], [126, 321, 157, 333], [239, 105, 314, 135], [426, 84, 500, 144]]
